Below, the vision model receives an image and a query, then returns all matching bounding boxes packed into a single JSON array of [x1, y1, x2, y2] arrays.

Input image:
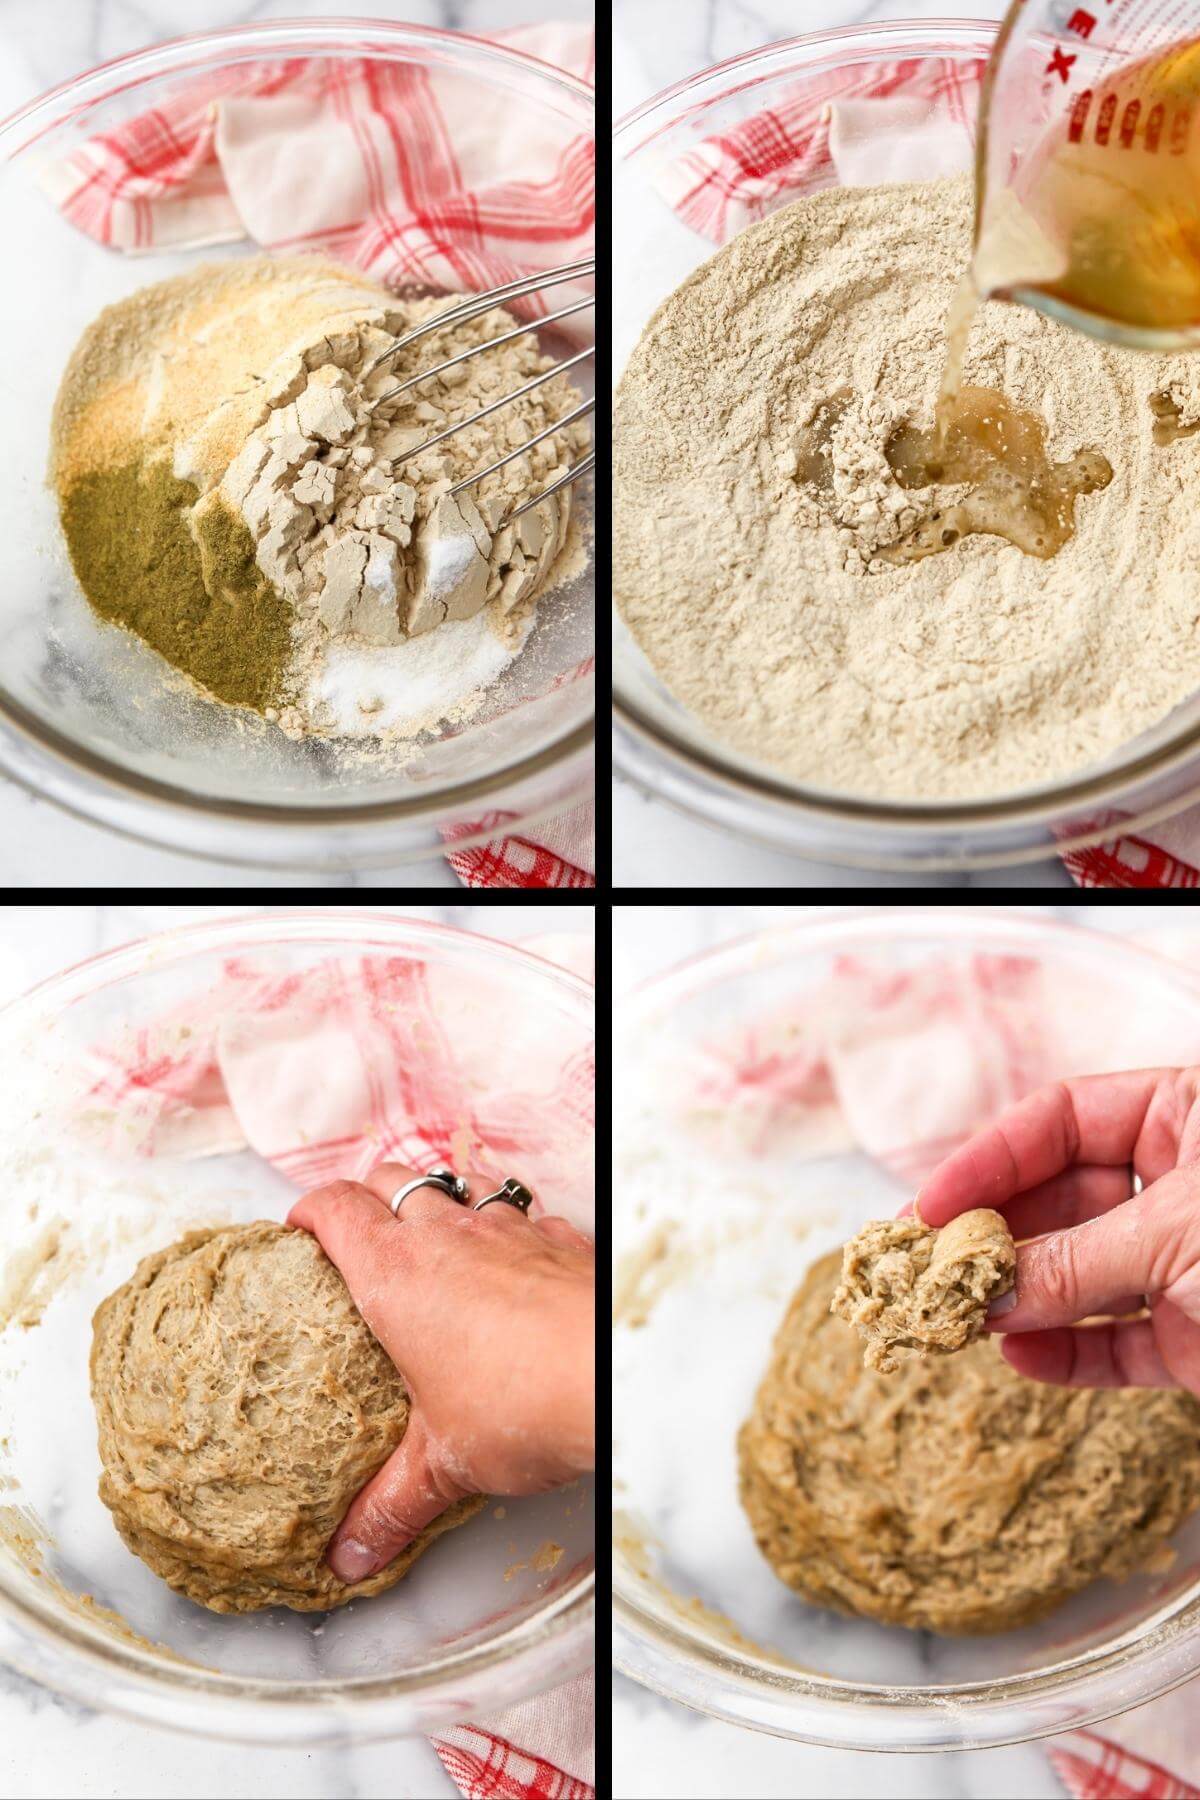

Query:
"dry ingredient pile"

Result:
[[614, 175, 1200, 801], [52, 256, 590, 741]]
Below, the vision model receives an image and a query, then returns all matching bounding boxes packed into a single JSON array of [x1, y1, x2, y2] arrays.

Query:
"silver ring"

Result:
[[389, 1164, 470, 1217], [473, 1178, 534, 1214]]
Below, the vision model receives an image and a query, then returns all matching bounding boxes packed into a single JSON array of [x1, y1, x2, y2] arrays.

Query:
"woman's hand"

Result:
[[288, 1163, 594, 1586], [913, 1069, 1200, 1396]]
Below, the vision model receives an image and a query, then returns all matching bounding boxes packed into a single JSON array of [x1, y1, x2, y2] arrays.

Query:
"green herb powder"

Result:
[[59, 458, 292, 713]]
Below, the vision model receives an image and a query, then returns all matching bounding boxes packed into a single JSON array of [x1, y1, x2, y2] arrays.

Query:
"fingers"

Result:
[[532, 1214, 592, 1249], [916, 1070, 1165, 1228], [326, 1413, 463, 1585], [1000, 1321, 1178, 1389], [903, 1161, 1135, 1240], [288, 1163, 536, 1351], [1095, 1293, 1152, 1317], [287, 1178, 400, 1331], [289, 1166, 468, 1274], [999, 1292, 1200, 1389], [359, 1161, 464, 1222], [289, 1164, 477, 1352], [987, 1168, 1200, 1333], [994, 1165, 1134, 1241], [360, 1162, 538, 1233]]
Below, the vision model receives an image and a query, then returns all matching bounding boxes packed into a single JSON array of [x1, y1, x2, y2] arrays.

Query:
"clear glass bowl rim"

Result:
[[613, 906, 1200, 1751], [0, 909, 594, 1745], [612, 17, 1200, 868], [0, 20, 594, 852]]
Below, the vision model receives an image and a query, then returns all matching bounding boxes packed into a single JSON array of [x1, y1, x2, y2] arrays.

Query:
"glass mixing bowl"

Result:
[[0, 912, 594, 1742], [0, 23, 593, 871], [614, 909, 1200, 1749], [613, 21, 1200, 874]]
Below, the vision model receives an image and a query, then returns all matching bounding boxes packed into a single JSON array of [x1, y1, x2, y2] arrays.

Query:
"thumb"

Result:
[[327, 1412, 463, 1585], [996, 1169, 1200, 1335]]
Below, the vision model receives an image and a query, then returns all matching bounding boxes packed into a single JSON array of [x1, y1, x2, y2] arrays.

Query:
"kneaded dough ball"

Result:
[[740, 1251, 1200, 1634], [91, 1221, 484, 1613], [831, 1209, 1015, 1374]]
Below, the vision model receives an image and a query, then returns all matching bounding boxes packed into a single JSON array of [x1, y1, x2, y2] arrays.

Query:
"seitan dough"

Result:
[[91, 1221, 484, 1613], [831, 1209, 1015, 1373], [739, 1249, 1200, 1634]]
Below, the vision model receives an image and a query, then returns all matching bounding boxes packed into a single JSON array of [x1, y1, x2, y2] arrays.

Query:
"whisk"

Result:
[[364, 259, 595, 527]]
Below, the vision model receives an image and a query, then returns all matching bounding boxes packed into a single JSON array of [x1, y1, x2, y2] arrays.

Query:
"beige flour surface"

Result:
[[91, 1222, 484, 1613], [614, 176, 1200, 801], [740, 1249, 1200, 1634]]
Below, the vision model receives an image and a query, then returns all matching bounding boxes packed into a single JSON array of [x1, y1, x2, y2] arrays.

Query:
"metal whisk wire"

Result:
[[366, 259, 595, 526]]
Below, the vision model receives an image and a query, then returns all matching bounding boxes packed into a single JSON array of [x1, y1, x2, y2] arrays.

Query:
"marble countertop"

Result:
[[0, 0, 593, 890], [2, 901, 593, 1799], [612, 902, 1195, 1799], [613, 0, 1079, 892]]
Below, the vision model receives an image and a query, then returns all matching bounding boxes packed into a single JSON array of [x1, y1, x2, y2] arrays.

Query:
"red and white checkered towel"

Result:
[[656, 50, 1200, 890], [654, 54, 983, 242], [83, 928, 595, 1799], [445, 796, 596, 889], [43, 24, 595, 890]]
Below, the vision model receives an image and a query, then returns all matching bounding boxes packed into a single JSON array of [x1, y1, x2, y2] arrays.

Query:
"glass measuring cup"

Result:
[[976, 0, 1200, 348]]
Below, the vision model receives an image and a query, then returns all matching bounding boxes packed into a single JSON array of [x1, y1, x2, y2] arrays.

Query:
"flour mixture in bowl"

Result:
[[53, 256, 590, 744], [614, 176, 1200, 801]]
